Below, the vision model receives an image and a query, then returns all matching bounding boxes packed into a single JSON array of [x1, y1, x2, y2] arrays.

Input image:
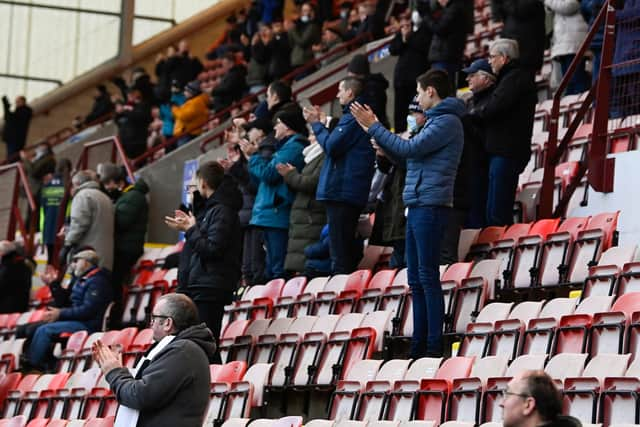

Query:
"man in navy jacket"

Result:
[[351, 69, 465, 357], [27, 249, 112, 370], [304, 77, 375, 274]]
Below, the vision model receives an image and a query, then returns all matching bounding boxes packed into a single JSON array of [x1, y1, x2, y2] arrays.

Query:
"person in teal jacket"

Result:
[[242, 106, 308, 279]]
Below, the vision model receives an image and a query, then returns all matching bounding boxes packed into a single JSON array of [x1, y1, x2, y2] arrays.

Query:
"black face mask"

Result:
[[106, 188, 122, 202]]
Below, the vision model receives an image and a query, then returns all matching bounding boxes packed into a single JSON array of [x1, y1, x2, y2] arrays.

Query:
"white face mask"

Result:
[[407, 115, 418, 132], [300, 15, 310, 23], [186, 192, 194, 206], [411, 10, 422, 25], [340, 10, 349, 18]]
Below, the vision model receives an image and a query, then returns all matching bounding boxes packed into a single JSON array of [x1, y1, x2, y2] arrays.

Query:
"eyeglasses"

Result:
[[150, 314, 171, 325], [489, 53, 503, 60], [502, 390, 531, 400]]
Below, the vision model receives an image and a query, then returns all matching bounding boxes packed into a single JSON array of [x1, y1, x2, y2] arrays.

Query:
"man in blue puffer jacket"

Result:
[[351, 69, 465, 358], [304, 77, 375, 274], [243, 106, 308, 279], [26, 249, 113, 370]]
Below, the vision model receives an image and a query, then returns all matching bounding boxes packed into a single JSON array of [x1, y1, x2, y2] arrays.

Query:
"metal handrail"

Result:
[[0, 162, 37, 254]]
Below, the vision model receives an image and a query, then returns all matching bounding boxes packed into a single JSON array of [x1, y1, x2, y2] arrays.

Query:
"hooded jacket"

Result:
[[423, 0, 469, 63], [363, 73, 391, 128], [313, 99, 376, 208], [180, 176, 243, 303], [114, 178, 149, 256], [115, 100, 153, 159], [470, 60, 537, 166], [65, 181, 115, 270], [368, 97, 465, 207], [389, 23, 432, 87], [288, 18, 321, 67], [105, 323, 215, 427], [172, 93, 210, 137], [249, 133, 308, 229], [545, 0, 589, 58], [58, 266, 113, 332]]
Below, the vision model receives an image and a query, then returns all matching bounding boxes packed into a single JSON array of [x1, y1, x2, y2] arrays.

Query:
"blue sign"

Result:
[[180, 158, 199, 240]]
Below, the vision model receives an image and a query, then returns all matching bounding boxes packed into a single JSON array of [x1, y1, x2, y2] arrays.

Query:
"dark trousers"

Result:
[[557, 55, 590, 96], [325, 201, 363, 274], [242, 226, 266, 285], [406, 205, 449, 358], [262, 227, 289, 280], [486, 155, 524, 226], [394, 82, 417, 132], [389, 239, 406, 269], [110, 250, 141, 328], [440, 207, 468, 264], [196, 300, 228, 364]]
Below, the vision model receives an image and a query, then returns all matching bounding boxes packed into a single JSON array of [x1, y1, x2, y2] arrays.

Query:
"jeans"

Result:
[[262, 227, 289, 280], [406, 206, 449, 357], [29, 321, 89, 369], [486, 155, 524, 226], [557, 55, 590, 96], [325, 201, 363, 274]]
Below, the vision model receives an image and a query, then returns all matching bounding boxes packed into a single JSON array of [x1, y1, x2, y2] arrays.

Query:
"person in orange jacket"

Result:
[[172, 80, 210, 147]]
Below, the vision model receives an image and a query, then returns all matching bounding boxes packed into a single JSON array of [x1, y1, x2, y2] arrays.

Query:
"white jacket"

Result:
[[545, 0, 589, 57]]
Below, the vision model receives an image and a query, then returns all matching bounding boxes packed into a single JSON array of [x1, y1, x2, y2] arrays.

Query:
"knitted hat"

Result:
[[274, 106, 308, 137], [243, 118, 273, 135], [348, 54, 370, 76], [184, 80, 202, 95], [408, 95, 422, 113]]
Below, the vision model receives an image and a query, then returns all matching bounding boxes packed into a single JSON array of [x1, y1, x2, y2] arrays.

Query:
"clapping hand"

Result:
[[302, 105, 322, 123], [164, 209, 196, 232], [350, 102, 379, 131], [239, 139, 258, 158], [92, 340, 123, 375], [275, 163, 296, 176]]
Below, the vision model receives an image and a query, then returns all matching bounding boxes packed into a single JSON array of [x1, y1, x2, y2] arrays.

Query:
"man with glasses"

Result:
[[501, 370, 581, 427], [93, 293, 215, 427], [468, 38, 537, 227]]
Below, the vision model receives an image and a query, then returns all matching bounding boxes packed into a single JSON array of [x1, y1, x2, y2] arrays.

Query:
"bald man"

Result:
[[501, 370, 581, 427]]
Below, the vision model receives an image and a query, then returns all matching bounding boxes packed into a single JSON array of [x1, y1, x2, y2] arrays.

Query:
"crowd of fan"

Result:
[[0, 0, 612, 372]]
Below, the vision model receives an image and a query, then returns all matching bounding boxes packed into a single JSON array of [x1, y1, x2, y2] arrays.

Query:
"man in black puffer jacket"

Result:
[[165, 161, 242, 345]]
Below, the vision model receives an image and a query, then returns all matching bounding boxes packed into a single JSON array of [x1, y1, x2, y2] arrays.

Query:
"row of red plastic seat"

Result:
[[0, 416, 114, 427]]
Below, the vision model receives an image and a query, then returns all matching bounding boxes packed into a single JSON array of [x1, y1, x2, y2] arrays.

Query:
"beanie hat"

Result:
[[274, 106, 308, 137], [185, 80, 202, 96], [244, 117, 273, 135], [348, 54, 370, 76]]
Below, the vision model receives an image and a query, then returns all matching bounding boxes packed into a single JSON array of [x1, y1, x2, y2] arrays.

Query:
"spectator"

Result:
[[172, 80, 210, 146], [98, 163, 126, 203], [227, 120, 273, 285], [247, 24, 275, 94], [40, 158, 72, 265], [501, 370, 582, 427], [304, 224, 332, 277], [0, 240, 32, 314], [347, 54, 391, 128], [254, 80, 294, 122], [164, 161, 242, 343], [155, 40, 204, 102], [112, 176, 149, 328], [84, 85, 114, 125], [112, 67, 156, 106], [491, 0, 547, 74], [24, 249, 112, 370], [288, 2, 322, 71], [545, 0, 589, 95], [211, 52, 248, 113], [159, 80, 186, 141], [354, 0, 389, 41], [241, 107, 308, 280], [114, 88, 153, 160], [351, 69, 465, 358], [60, 171, 114, 271], [268, 21, 292, 80], [312, 27, 345, 67], [93, 293, 215, 427], [21, 141, 56, 198], [461, 59, 497, 229], [305, 77, 375, 274], [581, 0, 605, 84], [422, 0, 469, 86], [470, 39, 537, 226], [277, 131, 326, 273], [389, 14, 432, 132], [2, 95, 32, 161], [370, 97, 427, 268]]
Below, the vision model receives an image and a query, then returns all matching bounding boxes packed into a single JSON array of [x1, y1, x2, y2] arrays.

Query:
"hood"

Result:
[[76, 181, 101, 193], [209, 174, 243, 212], [131, 177, 149, 194], [426, 97, 466, 119], [343, 95, 367, 113], [366, 73, 389, 90], [175, 323, 217, 358]]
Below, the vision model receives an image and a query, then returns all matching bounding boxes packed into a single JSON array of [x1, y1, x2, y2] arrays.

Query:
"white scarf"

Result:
[[114, 335, 175, 427], [303, 143, 323, 164]]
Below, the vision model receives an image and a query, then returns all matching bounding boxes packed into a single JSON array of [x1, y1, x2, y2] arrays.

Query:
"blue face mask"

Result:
[[407, 115, 418, 132]]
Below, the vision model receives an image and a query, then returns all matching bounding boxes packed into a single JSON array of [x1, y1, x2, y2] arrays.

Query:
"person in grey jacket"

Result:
[[94, 293, 215, 427], [351, 69, 465, 358], [60, 170, 114, 271]]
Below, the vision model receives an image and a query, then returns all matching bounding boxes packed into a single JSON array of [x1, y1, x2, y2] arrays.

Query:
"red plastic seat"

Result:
[[221, 320, 251, 340], [210, 361, 248, 384], [0, 372, 22, 411], [0, 416, 27, 427], [83, 417, 115, 427], [25, 419, 48, 427]]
